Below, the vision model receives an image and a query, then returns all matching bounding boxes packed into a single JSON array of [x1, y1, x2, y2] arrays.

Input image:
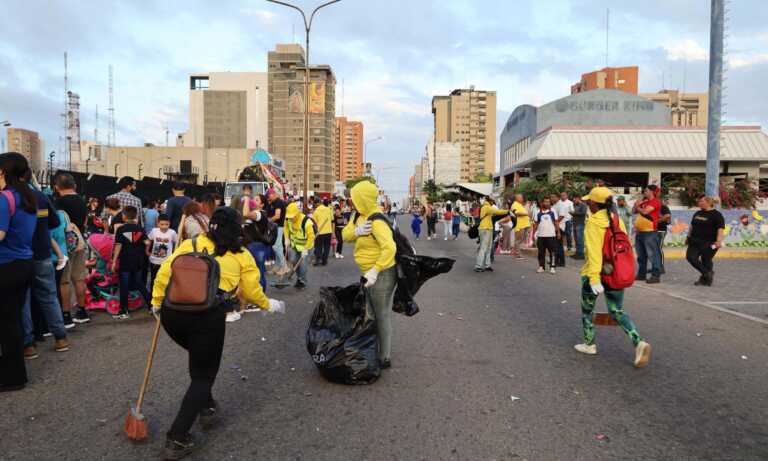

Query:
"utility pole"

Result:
[[108, 65, 116, 146], [705, 0, 724, 197], [94, 104, 99, 144]]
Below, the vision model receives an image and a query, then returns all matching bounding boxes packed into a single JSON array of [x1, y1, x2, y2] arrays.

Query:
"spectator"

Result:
[[312, 198, 333, 266], [144, 199, 159, 235], [333, 204, 347, 259], [451, 206, 461, 239], [554, 191, 575, 252], [686, 196, 725, 287], [474, 196, 508, 273], [198, 193, 217, 218], [0, 152, 38, 392], [165, 182, 191, 232], [147, 214, 177, 291], [657, 199, 672, 274], [442, 203, 453, 241], [616, 196, 632, 236], [425, 202, 437, 240], [110, 206, 151, 320], [510, 194, 530, 259], [571, 195, 588, 260], [266, 187, 287, 274], [633, 185, 662, 284], [54, 173, 91, 325], [178, 201, 209, 242], [533, 197, 560, 274], [107, 176, 143, 228], [85, 197, 103, 235], [410, 208, 423, 239], [242, 193, 271, 294], [104, 198, 122, 234], [550, 194, 566, 267]]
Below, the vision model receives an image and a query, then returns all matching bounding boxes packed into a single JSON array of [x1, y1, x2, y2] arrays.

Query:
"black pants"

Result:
[[161, 306, 226, 439], [334, 228, 343, 254], [427, 218, 436, 237], [537, 237, 558, 269], [686, 241, 718, 276], [555, 235, 566, 267], [149, 263, 161, 292], [0, 259, 34, 387], [314, 234, 332, 265]]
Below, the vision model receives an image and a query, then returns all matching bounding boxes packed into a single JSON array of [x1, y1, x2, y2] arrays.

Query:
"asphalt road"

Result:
[[2, 217, 767, 461]]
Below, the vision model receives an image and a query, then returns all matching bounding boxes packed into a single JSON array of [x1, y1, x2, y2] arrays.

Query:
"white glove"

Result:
[[55, 255, 69, 271], [301, 249, 309, 257], [151, 305, 161, 320], [590, 283, 605, 296], [363, 268, 379, 288], [355, 221, 373, 237], [267, 299, 286, 314]]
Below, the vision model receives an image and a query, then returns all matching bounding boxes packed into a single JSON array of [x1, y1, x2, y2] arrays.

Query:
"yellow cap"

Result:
[[582, 186, 613, 204], [285, 202, 300, 219]]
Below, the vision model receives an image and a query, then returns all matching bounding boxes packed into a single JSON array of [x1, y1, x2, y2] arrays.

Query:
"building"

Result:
[[426, 136, 461, 185], [334, 116, 364, 182], [268, 44, 336, 194], [640, 90, 708, 128], [571, 66, 638, 95], [413, 163, 423, 198], [431, 87, 496, 181], [7, 128, 42, 171], [500, 89, 671, 188], [179, 72, 268, 150]]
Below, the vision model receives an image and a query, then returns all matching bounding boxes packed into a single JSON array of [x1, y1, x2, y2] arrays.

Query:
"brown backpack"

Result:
[[163, 237, 222, 312]]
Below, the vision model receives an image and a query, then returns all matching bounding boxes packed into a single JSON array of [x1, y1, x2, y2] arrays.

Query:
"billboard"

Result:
[[309, 82, 325, 114], [288, 84, 304, 113]]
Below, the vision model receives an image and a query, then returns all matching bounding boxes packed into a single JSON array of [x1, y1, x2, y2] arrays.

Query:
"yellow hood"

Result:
[[350, 180, 380, 217]]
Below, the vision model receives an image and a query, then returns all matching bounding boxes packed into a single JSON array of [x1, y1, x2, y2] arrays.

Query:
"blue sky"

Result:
[[1, 0, 767, 198]]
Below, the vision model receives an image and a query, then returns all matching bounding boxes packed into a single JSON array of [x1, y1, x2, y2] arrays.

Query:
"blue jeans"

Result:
[[635, 232, 661, 278], [573, 222, 585, 257], [564, 221, 573, 249], [119, 270, 151, 312], [22, 259, 67, 344], [272, 227, 286, 269], [287, 248, 309, 284], [247, 242, 271, 292]]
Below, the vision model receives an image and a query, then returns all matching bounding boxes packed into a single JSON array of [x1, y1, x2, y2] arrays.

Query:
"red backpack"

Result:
[[601, 213, 635, 289]]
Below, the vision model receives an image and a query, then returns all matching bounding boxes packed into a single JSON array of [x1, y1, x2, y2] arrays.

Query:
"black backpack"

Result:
[[361, 212, 415, 259]]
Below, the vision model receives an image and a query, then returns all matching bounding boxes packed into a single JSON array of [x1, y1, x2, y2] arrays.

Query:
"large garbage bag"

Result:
[[306, 283, 380, 385], [393, 255, 455, 316]]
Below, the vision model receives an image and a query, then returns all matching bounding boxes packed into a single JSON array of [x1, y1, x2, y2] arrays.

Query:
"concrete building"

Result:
[[268, 44, 336, 194], [431, 87, 496, 181], [431, 139, 461, 185], [571, 66, 638, 95], [640, 89, 708, 128], [179, 72, 268, 150], [334, 116, 364, 182], [7, 128, 42, 171]]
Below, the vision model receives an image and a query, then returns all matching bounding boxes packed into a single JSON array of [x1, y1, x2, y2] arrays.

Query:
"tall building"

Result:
[[571, 66, 638, 95], [640, 90, 708, 128], [268, 44, 336, 194], [431, 87, 496, 181], [425, 135, 461, 185], [180, 72, 267, 149], [7, 128, 42, 171], [413, 163, 423, 198], [334, 116, 364, 182]]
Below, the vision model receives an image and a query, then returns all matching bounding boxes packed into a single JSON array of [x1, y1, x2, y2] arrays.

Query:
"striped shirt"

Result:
[[106, 190, 144, 227]]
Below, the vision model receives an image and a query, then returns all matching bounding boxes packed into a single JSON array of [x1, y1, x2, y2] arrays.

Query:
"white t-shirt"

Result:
[[553, 199, 574, 226], [534, 208, 559, 238], [148, 228, 178, 265]]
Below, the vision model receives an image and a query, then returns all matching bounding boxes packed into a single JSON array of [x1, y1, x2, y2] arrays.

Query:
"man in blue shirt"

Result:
[[165, 183, 191, 232]]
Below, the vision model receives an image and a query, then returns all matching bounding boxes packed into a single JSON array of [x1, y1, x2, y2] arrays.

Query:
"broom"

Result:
[[124, 316, 162, 441], [271, 254, 305, 289]]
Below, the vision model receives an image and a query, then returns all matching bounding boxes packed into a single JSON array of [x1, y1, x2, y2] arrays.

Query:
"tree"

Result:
[[422, 179, 442, 203], [345, 176, 376, 190], [471, 173, 493, 183]]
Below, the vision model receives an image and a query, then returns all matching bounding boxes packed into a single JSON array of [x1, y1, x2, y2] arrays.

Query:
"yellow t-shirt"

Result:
[[511, 202, 531, 230]]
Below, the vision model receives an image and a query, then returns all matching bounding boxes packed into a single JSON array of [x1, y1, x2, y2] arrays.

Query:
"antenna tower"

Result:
[[94, 104, 99, 144], [61, 52, 68, 168], [605, 8, 610, 67], [108, 65, 116, 146]]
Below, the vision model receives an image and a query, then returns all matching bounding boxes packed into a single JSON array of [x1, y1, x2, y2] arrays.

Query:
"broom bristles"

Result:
[[124, 407, 148, 441]]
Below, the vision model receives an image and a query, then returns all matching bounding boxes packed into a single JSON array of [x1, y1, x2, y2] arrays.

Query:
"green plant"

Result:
[[504, 168, 590, 204], [471, 173, 493, 183], [668, 175, 759, 209], [422, 179, 442, 203]]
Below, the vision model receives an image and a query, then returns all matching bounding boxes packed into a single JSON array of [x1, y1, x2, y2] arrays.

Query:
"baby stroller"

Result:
[[85, 233, 143, 315]]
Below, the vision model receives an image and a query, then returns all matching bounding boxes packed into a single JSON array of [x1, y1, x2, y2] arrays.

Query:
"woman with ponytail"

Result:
[[0, 152, 38, 392]]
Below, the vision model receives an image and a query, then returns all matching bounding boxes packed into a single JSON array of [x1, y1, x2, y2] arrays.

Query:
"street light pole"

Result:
[[705, 0, 724, 198], [267, 0, 341, 205], [1, 120, 11, 152], [364, 136, 383, 175]]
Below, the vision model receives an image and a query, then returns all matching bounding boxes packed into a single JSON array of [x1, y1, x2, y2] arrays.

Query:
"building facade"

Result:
[[431, 87, 496, 181], [7, 128, 42, 171], [268, 44, 336, 194], [433, 141, 461, 185], [571, 66, 638, 95], [640, 90, 708, 128], [334, 116, 364, 182]]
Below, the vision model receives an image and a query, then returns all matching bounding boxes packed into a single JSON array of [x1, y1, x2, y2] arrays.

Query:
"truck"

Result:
[[223, 159, 287, 206]]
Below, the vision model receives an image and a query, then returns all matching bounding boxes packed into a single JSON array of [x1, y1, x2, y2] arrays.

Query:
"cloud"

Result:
[[239, 8, 278, 24], [664, 39, 708, 61], [729, 54, 768, 69]]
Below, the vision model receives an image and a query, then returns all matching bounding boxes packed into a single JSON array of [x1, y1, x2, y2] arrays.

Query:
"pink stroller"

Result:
[[85, 233, 143, 315]]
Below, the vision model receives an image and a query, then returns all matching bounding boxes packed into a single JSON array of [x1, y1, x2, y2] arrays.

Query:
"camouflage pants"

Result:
[[580, 276, 642, 346]]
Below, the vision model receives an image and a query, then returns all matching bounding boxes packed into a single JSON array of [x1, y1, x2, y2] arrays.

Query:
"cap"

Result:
[[616, 195, 626, 201], [285, 202, 300, 219], [582, 186, 613, 204]]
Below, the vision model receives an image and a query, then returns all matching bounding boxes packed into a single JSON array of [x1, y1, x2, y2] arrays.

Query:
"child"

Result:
[[111, 206, 151, 319], [147, 214, 177, 292], [411, 210, 423, 240], [533, 197, 560, 274]]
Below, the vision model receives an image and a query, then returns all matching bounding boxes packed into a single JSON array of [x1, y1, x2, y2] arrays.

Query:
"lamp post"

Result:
[[1, 120, 11, 152], [266, 0, 341, 205], [48, 151, 55, 187], [364, 136, 383, 175]]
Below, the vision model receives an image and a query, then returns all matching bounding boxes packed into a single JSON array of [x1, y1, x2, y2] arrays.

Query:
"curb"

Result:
[[518, 248, 768, 260]]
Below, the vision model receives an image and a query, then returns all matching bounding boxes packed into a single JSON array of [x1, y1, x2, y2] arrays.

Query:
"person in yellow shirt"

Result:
[[575, 187, 651, 368], [511, 193, 531, 259], [342, 180, 397, 369], [284, 201, 315, 290], [312, 198, 333, 266], [475, 196, 508, 272], [151, 207, 284, 459]]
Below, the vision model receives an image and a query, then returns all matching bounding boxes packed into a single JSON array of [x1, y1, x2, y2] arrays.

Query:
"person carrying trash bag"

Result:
[[342, 180, 397, 370], [150, 206, 285, 460], [575, 187, 652, 368], [283, 201, 315, 290]]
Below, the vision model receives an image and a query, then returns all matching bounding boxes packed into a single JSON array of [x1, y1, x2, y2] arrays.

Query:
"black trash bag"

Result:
[[306, 283, 380, 385], [392, 255, 455, 316]]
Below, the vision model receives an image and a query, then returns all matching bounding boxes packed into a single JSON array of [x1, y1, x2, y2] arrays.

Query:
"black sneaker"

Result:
[[646, 276, 661, 284], [62, 312, 76, 329], [484, 267, 494, 272], [199, 401, 218, 430], [163, 434, 197, 460], [294, 280, 306, 290], [473, 267, 484, 273], [380, 359, 391, 370], [635, 275, 646, 282], [73, 307, 91, 324]]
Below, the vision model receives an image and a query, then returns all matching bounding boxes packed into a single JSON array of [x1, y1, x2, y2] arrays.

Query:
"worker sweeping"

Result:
[[148, 207, 285, 460], [283, 201, 315, 290]]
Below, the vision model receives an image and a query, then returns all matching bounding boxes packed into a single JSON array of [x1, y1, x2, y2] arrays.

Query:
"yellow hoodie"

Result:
[[580, 209, 627, 285], [313, 203, 333, 235], [479, 202, 509, 230], [151, 234, 269, 310], [342, 181, 396, 273]]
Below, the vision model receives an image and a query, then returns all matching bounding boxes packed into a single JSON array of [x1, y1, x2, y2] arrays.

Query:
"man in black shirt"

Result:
[[686, 196, 725, 286], [165, 182, 191, 232], [657, 200, 672, 274], [266, 188, 287, 273]]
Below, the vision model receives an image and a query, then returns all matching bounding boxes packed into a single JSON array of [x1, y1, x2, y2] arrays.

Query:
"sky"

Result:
[[1, 0, 767, 199]]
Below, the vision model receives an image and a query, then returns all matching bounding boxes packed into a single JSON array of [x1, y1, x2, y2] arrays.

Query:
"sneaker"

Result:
[[484, 267, 494, 272], [163, 434, 197, 461], [645, 276, 660, 284], [199, 401, 218, 430], [536, 267, 544, 273], [73, 307, 91, 324], [339, 254, 344, 259], [225, 311, 242, 323], [62, 312, 76, 329], [54, 338, 70, 352], [380, 358, 392, 369], [444, 237, 448, 241], [515, 255, 524, 260], [574, 343, 598, 355], [635, 275, 646, 282], [112, 310, 130, 320], [294, 280, 307, 290], [473, 267, 484, 273], [550, 267, 556, 274], [243, 304, 261, 313], [634, 341, 652, 368], [23, 345, 39, 360], [55, 255, 68, 271], [42, 331, 53, 338]]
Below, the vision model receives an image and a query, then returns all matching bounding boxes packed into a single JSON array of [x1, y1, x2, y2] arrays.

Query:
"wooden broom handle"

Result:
[[136, 316, 162, 413]]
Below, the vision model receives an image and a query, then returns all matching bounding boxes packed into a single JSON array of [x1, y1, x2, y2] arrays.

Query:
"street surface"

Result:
[[2, 217, 768, 461]]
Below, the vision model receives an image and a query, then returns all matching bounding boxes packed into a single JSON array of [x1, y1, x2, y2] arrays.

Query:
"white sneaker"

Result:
[[339, 254, 344, 259], [55, 256, 69, 271], [634, 341, 652, 368], [550, 267, 556, 274], [574, 343, 598, 355], [444, 237, 448, 241], [537, 267, 544, 273], [226, 311, 242, 323]]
